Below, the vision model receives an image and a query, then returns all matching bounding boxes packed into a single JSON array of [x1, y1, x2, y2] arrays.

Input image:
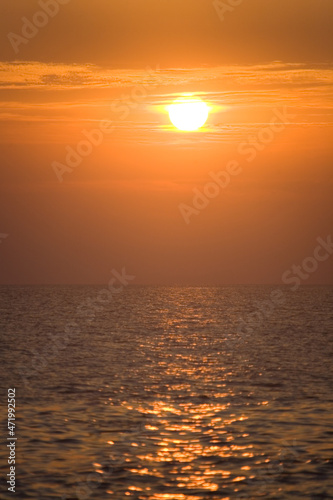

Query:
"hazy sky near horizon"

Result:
[[0, 0, 332, 284]]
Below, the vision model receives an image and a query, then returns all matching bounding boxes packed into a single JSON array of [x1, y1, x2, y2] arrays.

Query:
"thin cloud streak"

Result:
[[1, 61, 333, 90]]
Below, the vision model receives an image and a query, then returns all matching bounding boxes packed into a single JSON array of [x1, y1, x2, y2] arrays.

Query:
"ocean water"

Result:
[[0, 285, 332, 500]]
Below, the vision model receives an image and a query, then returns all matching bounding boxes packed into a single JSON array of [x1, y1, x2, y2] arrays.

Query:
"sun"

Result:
[[168, 96, 209, 131]]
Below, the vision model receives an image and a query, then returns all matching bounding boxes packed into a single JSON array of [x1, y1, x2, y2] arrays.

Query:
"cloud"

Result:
[[0, 61, 332, 90], [0, 61, 332, 145]]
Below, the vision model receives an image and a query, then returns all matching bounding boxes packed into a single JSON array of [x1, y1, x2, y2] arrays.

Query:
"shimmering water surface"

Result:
[[0, 286, 332, 500]]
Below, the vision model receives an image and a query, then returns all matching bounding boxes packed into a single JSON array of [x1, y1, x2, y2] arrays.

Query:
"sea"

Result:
[[0, 285, 332, 500]]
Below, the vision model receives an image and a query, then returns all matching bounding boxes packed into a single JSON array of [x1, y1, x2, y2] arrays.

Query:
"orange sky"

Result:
[[0, 0, 332, 284]]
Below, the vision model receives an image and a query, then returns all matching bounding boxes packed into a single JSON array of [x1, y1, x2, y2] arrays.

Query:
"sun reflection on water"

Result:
[[100, 397, 259, 497]]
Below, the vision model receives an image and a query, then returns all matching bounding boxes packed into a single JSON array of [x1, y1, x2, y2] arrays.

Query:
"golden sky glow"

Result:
[[0, 1, 332, 284]]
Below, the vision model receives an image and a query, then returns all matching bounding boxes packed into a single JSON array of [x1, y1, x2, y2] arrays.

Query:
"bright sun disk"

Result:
[[168, 97, 209, 131]]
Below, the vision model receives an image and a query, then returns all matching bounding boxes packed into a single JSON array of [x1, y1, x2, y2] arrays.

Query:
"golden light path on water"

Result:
[[92, 395, 274, 499], [7, 286, 333, 499]]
